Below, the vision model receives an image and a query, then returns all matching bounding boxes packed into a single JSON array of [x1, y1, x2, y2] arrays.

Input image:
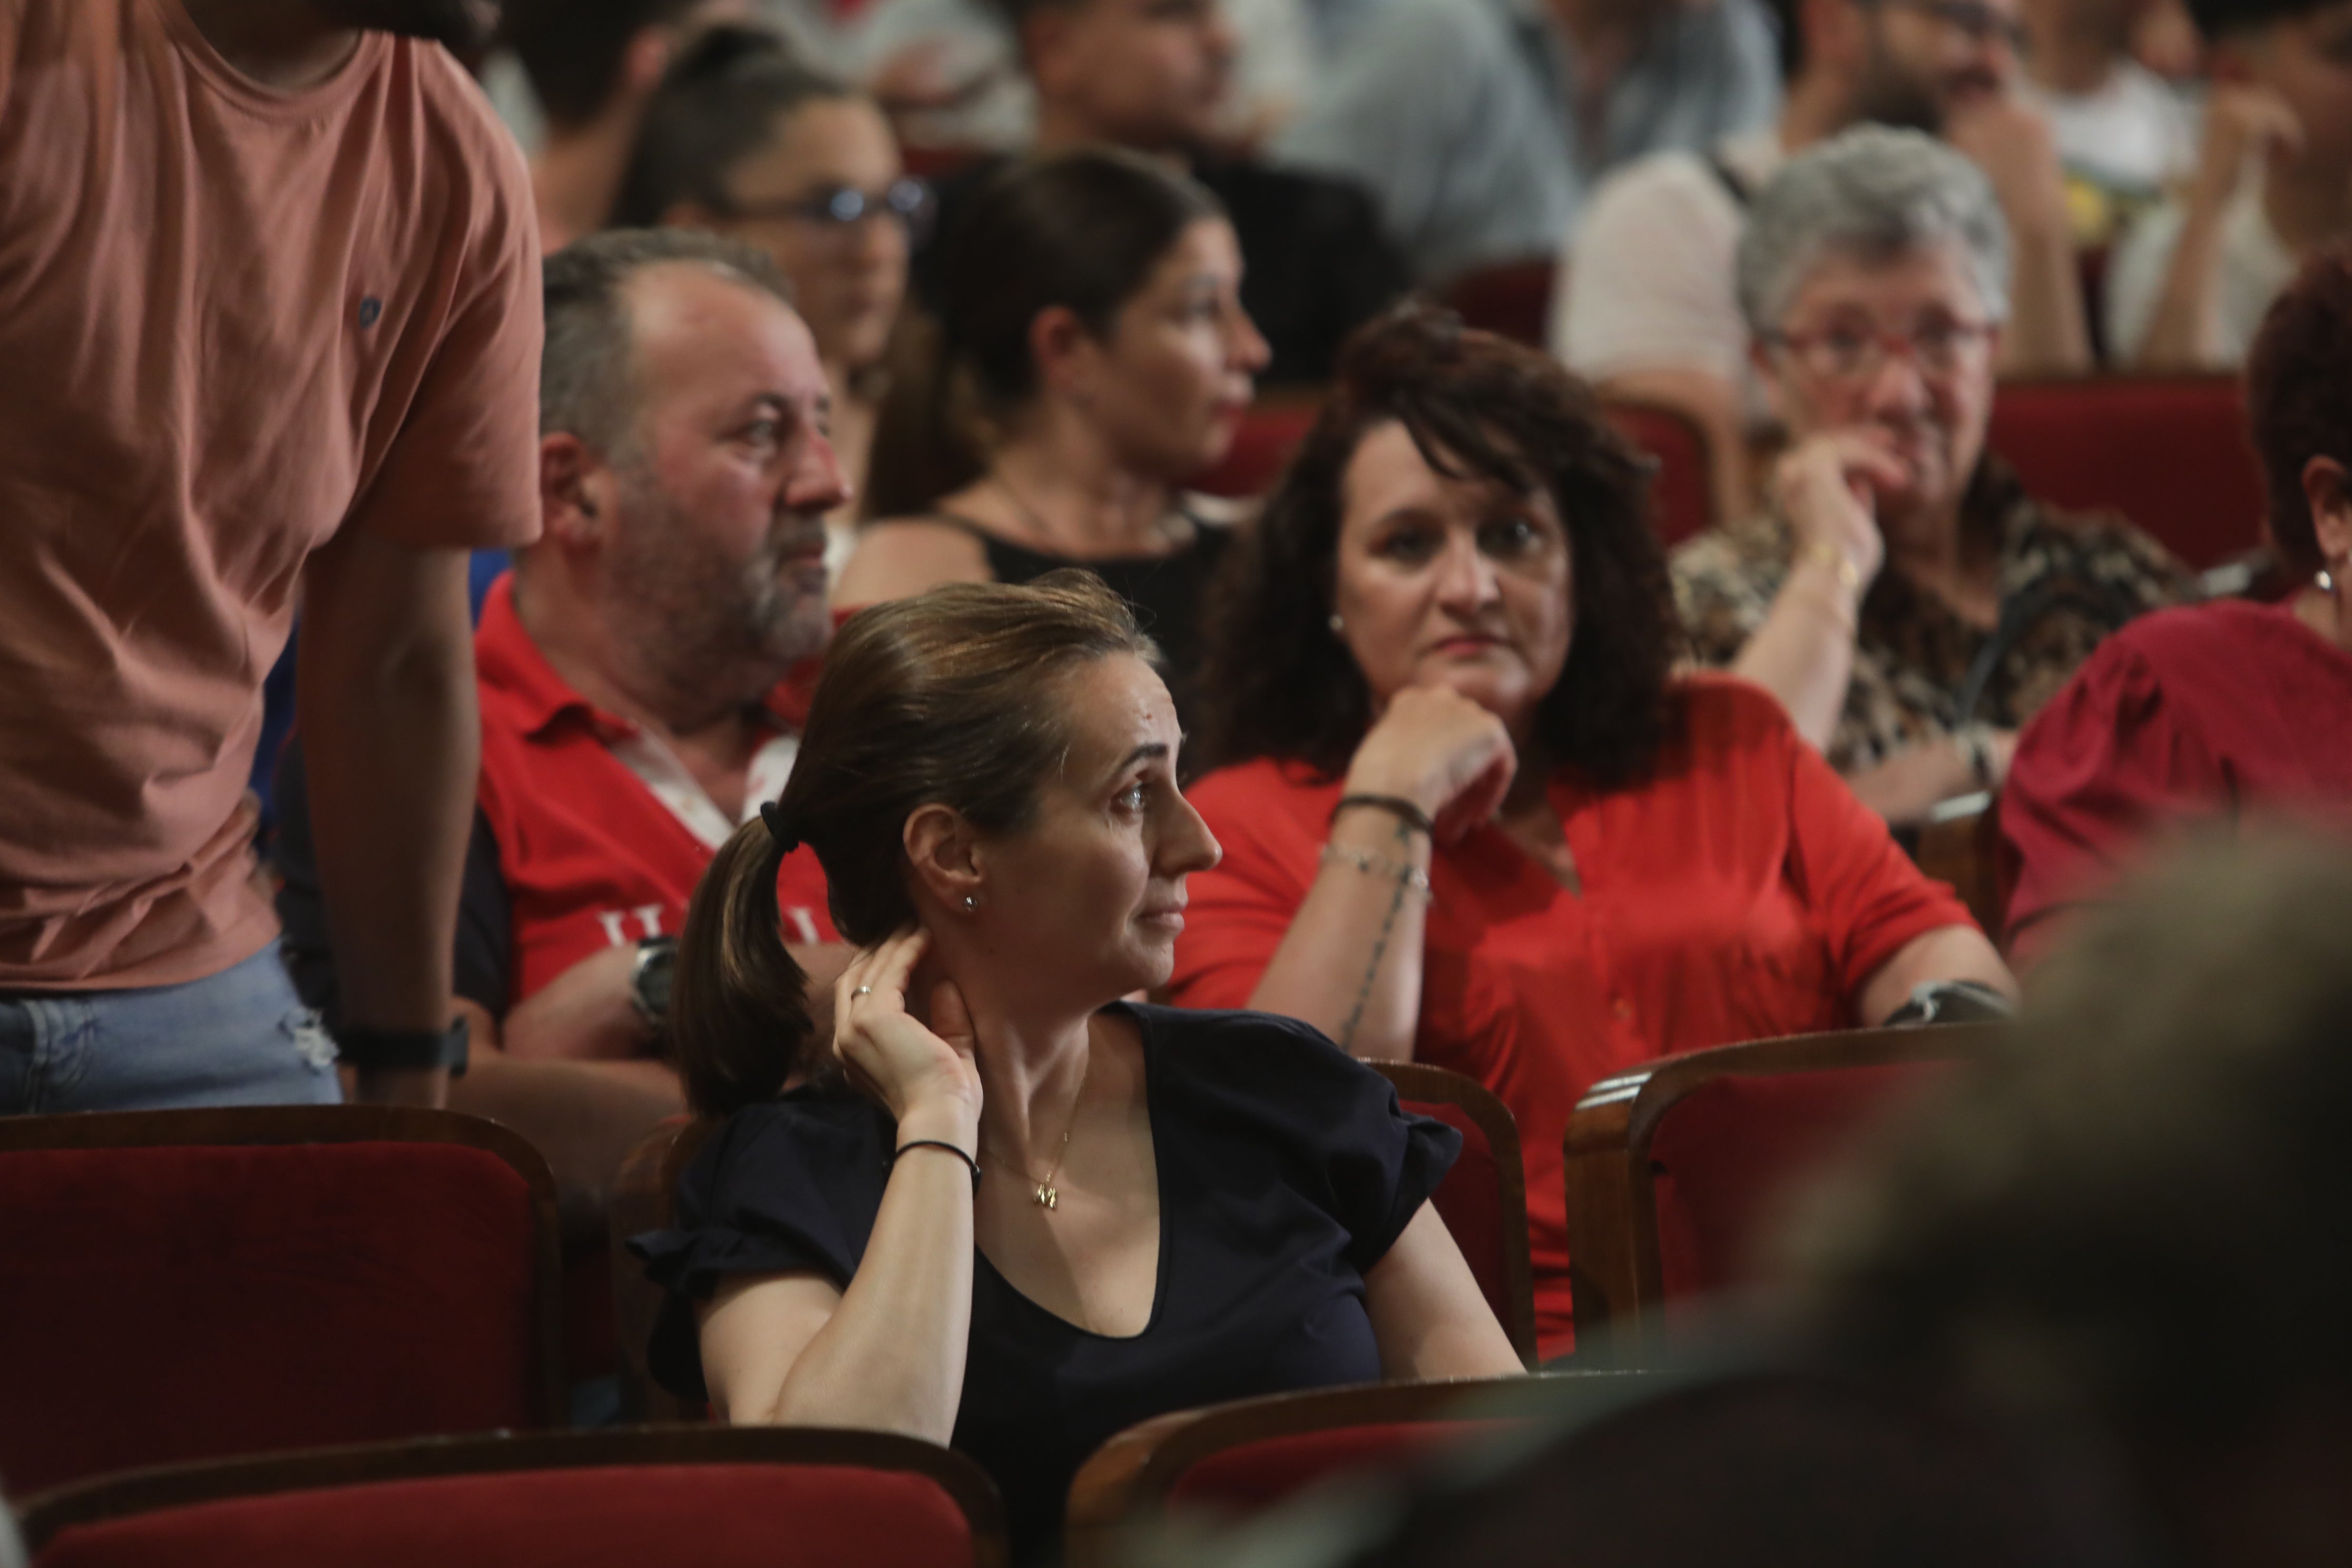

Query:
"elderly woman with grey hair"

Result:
[[1673, 127, 2191, 828]]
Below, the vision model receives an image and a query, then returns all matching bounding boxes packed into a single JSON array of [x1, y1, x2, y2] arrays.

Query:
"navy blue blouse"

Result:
[[632, 1004, 1458, 1562]]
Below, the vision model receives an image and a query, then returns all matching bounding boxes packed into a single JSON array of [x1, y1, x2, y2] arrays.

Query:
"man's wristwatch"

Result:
[[630, 936, 681, 1036]]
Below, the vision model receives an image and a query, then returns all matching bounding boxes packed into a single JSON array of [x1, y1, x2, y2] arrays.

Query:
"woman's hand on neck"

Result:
[[911, 919, 1107, 1161]]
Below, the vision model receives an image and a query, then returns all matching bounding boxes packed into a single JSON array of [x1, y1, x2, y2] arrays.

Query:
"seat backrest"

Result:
[[1601, 400, 1717, 547], [610, 1116, 720, 1423], [1189, 393, 1324, 499], [1912, 792, 2010, 947], [20, 1427, 1006, 1568], [1648, 1064, 1936, 1302], [1561, 1025, 2003, 1356], [0, 1108, 564, 1497], [1064, 1375, 1542, 1568], [1371, 1062, 1537, 1366], [1986, 375, 2262, 570], [1440, 258, 1559, 348]]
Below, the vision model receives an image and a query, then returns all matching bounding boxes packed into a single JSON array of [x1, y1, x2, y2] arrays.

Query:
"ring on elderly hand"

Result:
[[852, 985, 874, 998]]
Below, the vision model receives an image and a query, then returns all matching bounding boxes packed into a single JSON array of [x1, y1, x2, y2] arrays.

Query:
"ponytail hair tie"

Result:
[[759, 800, 801, 853]]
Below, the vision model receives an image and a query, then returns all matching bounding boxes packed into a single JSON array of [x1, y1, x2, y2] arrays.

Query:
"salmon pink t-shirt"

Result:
[[1168, 676, 1973, 1357], [0, 0, 543, 988]]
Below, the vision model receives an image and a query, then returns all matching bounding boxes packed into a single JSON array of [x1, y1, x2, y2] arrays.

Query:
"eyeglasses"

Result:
[[1766, 318, 1997, 380], [719, 178, 937, 243], [1874, 0, 2026, 48]]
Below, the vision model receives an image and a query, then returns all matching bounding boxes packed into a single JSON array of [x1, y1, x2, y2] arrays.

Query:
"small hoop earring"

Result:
[[963, 895, 979, 912], [1328, 612, 1345, 635]]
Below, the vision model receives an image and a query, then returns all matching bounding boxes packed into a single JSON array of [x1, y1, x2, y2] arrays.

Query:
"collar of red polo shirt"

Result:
[[475, 572, 829, 741]]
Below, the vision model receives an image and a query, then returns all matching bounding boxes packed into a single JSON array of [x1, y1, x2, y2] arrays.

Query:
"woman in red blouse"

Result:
[[2003, 247, 2352, 968], [1170, 306, 2015, 1357]]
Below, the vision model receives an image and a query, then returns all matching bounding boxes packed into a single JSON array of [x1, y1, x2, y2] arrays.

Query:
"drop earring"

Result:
[[1328, 612, 1345, 635]]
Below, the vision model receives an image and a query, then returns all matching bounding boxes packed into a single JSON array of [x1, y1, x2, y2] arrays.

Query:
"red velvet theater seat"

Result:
[[1371, 1062, 1538, 1366], [1191, 393, 1323, 499], [1064, 1374, 1562, 1568], [610, 1115, 720, 1423], [19, 1428, 1006, 1568], [1442, 258, 1560, 348], [0, 1108, 564, 1496], [1987, 374, 2264, 571], [1600, 399, 1717, 547], [1561, 1025, 2004, 1358]]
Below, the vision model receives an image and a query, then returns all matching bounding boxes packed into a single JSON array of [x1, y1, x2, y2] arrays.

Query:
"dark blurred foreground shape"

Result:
[[1163, 833, 2352, 1568]]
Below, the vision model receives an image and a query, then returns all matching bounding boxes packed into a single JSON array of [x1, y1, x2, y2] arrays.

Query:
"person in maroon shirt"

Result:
[[278, 228, 854, 1203], [2002, 244, 2352, 967]]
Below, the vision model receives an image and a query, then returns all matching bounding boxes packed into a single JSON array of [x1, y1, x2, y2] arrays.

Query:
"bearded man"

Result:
[[0, 0, 541, 1110], [277, 231, 854, 1208]]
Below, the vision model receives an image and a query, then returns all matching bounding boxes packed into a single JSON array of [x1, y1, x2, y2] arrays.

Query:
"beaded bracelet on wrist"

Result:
[[1321, 843, 1433, 898], [1329, 793, 1434, 837], [1794, 538, 1864, 594]]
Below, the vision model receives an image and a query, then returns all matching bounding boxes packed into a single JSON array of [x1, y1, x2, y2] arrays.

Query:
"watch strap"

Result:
[[336, 1018, 470, 1075], [631, 936, 681, 1032]]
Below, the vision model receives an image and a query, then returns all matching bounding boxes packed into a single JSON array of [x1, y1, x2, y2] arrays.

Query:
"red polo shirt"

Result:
[[1168, 676, 1972, 1356], [475, 576, 836, 1007]]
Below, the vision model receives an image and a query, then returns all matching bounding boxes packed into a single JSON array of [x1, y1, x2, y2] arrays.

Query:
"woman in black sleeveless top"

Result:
[[834, 148, 1268, 717]]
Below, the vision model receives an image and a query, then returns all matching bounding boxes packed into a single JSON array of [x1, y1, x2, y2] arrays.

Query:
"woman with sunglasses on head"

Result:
[[832, 148, 1269, 715], [1673, 127, 2192, 827], [633, 573, 1518, 1565], [615, 25, 930, 571]]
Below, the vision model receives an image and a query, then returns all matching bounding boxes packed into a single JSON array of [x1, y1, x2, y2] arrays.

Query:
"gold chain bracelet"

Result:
[[1321, 843, 1433, 898]]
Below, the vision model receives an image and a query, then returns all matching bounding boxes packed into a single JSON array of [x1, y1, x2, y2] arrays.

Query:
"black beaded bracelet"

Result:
[[894, 1139, 982, 1191], [1330, 792, 1435, 837]]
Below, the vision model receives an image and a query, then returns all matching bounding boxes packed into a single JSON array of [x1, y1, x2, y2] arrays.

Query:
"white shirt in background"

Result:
[[1553, 127, 1782, 424], [2104, 177, 2295, 367], [2024, 61, 2198, 198]]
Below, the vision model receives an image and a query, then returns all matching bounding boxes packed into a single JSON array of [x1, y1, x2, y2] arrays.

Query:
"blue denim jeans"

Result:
[[0, 946, 341, 1114]]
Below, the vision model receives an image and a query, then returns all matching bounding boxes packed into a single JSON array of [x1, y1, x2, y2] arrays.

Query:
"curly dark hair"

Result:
[[1194, 302, 1684, 787], [2246, 242, 2352, 577]]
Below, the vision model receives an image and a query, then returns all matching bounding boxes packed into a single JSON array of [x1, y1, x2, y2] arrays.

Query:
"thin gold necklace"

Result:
[[1011, 1047, 1092, 1212], [990, 473, 1185, 555]]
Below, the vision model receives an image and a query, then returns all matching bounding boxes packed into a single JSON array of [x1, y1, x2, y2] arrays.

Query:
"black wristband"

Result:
[[1330, 793, 1435, 838], [630, 936, 681, 1032], [335, 1017, 470, 1076], [893, 1139, 982, 1191]]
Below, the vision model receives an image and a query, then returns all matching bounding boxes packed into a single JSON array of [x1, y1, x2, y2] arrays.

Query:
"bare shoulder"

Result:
[[832, 517, 995, 606]]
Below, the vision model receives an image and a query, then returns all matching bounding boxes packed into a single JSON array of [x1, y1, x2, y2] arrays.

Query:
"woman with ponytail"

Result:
[[832, 149, 1270, 716], [635, 573, 1517, 1564]]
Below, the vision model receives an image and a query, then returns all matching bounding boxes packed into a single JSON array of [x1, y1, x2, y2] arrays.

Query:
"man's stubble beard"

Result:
[[604, 480, 833, 727]]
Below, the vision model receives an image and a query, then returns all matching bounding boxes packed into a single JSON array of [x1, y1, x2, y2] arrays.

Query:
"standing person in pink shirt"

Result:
[[0, 0, 543, 1111]]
